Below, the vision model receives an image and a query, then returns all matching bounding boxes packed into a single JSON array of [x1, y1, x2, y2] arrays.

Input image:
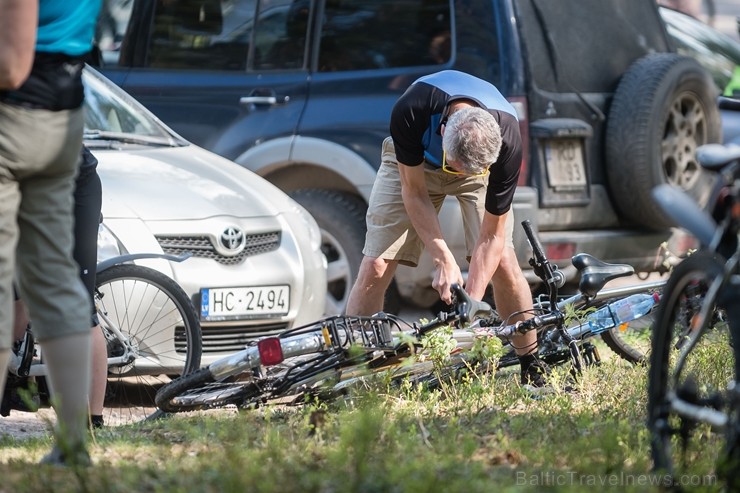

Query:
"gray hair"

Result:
[[442, 106, 501, 175]]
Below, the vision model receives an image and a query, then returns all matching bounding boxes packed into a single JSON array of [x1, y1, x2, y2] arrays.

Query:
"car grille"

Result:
[[155, 232, 281, 265], [175, 322, 289, 354]]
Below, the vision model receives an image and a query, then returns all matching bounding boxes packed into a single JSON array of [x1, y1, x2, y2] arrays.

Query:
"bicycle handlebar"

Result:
[[522, 219, 565, 290], [476, 310, 565, 339]]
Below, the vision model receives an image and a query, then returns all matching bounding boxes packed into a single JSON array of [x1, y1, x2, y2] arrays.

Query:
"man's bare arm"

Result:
[[0, 0, 37, 90], [398, 163, 463, 303], [465, 210, 508, 299]]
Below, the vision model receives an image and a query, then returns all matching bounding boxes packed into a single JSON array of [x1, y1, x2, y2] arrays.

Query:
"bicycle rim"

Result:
[[647, 251, 735, 480], [96, 264, 202, 426]]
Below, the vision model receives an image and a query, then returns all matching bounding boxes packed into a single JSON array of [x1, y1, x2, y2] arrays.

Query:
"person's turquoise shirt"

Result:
[[36, 0, 102, 56]]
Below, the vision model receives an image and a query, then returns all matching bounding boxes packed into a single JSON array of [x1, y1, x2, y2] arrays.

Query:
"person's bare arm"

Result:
[[398, 162, 463, 304], [465, 210, 508, 300], [0, 0, 37, 90]]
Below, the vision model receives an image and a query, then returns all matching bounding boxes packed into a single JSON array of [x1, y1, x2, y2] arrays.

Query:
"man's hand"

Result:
[[432, 256, 464, 305]]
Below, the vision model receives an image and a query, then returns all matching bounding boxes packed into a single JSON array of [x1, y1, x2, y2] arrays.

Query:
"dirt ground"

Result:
[[1, 408, 56, 442]]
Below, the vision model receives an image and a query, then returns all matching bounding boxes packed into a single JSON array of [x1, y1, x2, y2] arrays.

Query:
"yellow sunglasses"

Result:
[[441, 149, 489, 177]]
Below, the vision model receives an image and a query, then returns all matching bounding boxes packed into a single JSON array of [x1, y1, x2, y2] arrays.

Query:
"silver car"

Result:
[[84, 67, 327, 366]]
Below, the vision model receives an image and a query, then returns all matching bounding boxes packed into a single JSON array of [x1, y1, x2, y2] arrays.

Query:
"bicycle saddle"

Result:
[[572, 253, 634, 298]]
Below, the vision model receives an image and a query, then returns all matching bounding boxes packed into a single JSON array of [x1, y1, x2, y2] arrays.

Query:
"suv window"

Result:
[[146, 0, 310, 71], [317, 0, 451, 72], [97, 0, 454, 72]]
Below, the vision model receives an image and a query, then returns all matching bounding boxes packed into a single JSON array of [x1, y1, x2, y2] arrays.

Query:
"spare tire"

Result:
[[606, 53, 720, 231]]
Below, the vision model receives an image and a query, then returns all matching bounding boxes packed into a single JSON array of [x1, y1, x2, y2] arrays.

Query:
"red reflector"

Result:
[[258, 337, 284, 366], [545, 242, 576, 261]]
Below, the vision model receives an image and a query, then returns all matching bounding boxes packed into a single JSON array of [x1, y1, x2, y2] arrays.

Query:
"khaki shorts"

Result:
[[363, 137, 514, 267], [0, 103, 91, 348]]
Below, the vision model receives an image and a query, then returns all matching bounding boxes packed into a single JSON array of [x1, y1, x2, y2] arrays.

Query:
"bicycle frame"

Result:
[[554, 279, 666, 339]]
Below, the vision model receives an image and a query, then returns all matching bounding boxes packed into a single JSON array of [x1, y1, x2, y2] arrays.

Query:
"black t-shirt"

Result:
[[390, 70, 522, 215]]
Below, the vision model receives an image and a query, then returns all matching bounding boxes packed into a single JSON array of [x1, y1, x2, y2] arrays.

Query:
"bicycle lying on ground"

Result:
[[155, 220, 663, 414], [3, 253, 202, 426], [648, 142, 740, 489]]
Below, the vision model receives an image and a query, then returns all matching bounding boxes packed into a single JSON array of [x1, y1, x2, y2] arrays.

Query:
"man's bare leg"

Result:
[[491, 247, 536, 355], [345, 256, 399, 316]]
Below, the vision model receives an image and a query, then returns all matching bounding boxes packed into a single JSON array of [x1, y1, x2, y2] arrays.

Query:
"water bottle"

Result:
[[587, 292, 660, 335]]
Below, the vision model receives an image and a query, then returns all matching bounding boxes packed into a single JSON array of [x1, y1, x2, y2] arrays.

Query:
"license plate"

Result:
[[200, 285, 290, 320], [544, 139, 587, 188]]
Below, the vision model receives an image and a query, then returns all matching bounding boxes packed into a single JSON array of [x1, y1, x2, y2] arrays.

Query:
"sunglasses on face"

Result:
[[441, 149, 489, 177]]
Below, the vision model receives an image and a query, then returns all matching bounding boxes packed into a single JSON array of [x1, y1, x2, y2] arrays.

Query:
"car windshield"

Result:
[[83, 66, 185, 146]]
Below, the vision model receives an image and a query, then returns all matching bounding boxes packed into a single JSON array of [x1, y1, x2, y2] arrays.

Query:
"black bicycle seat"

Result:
[[572, 253, 635, 298]]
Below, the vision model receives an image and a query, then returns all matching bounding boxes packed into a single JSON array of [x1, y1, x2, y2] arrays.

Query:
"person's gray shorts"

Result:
[[363, 137, 514, 267], [0, 102, 91, 349]]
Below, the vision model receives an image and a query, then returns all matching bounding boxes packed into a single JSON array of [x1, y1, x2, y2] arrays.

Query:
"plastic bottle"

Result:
[[587, 292, 661, 335]]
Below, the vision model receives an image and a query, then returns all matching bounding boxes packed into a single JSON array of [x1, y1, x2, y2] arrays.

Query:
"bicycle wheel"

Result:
[[95, 263, 202, 425], [600, 310, 656, 364], [156, 346, 344, 412], [155, 367, 267, 412], [647, 251, 736, 479]]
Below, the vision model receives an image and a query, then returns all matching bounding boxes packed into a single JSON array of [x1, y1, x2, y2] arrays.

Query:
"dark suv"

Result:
[[97, 0, 721, 312]]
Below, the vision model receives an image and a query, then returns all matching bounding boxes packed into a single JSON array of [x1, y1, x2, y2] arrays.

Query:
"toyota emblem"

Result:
[[219, 227, 246, 253]]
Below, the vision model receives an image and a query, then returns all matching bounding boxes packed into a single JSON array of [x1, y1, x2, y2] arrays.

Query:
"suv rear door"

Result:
[[100, 0, 311, 162]]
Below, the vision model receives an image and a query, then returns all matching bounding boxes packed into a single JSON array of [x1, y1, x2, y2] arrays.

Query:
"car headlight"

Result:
[[97, 223, 127, 262], [293, 204, 322, 252]]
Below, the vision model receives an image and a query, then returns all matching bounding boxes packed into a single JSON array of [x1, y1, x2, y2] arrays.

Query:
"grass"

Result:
[[0, 341, 730, 493]]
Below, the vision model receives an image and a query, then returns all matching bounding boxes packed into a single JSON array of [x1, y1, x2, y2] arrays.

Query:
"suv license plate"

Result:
[[200, 285, 290, 319], [544, 139, 587, 188]]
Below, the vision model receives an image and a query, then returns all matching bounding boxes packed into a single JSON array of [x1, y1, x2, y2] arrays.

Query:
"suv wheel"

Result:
[[606, 53, 721, 230], [290, 189, 366, 315], [290, 188, 402, 315]]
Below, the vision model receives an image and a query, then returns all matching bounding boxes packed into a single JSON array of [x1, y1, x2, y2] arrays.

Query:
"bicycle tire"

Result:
[[155, 367, 267, 412], [647, 251, 735, 477], [95, 263, 202, 425], [600, 311, 656, 364]]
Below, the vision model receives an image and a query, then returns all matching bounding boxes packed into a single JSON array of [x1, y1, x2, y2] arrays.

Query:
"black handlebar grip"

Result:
[[521, 219, 547, 264]]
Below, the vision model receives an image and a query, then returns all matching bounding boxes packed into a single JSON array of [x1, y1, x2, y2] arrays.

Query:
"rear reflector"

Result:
[[258, 337, 284, 366]]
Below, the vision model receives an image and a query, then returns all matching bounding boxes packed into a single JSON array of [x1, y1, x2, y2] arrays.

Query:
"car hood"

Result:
[[94, 144, 294, 220]]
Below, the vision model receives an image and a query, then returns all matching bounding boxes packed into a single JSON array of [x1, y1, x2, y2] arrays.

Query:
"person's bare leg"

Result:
[[89, 324, 106, 418], [345, 256, 399, 315], [38, 331, 92, 458], [491, 247, 536, 355], [14, 300, 105, 422], [0, 349, 9, 402]]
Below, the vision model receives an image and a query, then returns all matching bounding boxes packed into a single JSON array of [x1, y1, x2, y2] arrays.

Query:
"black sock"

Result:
[[90, 415, 104, 428], [518, 353, 537, 368]]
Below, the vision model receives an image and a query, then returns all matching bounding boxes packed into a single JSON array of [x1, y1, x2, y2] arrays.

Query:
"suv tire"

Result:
[[290, 189, 366, 315], [606, 53, 720, 230], [290, 188, 402, 316]]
